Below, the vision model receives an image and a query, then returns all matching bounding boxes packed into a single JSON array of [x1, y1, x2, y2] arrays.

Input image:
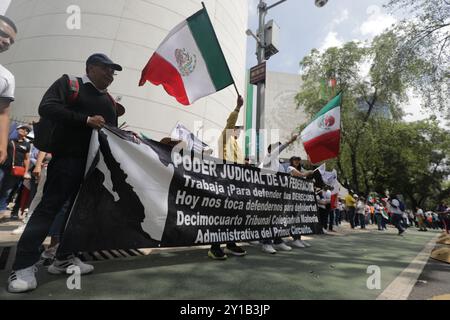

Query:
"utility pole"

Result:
[[249, 0, 287, 163], [255, 0, 269, 164], [247, 0, 329, 163]]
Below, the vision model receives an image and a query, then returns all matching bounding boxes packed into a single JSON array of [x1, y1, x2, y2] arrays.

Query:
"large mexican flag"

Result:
[[301, 93, 342, 164], [139, 7, 234, 106]]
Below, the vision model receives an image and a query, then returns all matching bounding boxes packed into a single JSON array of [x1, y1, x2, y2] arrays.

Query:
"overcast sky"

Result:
[[245, 0, 445, 124]]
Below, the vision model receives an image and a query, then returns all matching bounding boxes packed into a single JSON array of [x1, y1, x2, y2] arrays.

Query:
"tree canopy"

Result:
[[385, 0, 450, 121], [295, 20, 450, 209]]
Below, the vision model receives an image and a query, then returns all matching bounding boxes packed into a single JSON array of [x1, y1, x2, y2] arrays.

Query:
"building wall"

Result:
[[263, 71, 308, 160], [2, 0, 248, 152], [0, 0, 11, 15]]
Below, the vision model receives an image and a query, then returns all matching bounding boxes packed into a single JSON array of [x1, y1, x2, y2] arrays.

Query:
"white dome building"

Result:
[[2, 0, 249, 151]]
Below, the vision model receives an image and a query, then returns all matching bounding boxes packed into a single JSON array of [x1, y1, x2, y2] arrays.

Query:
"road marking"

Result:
[[377, 235, 439, 300], [430, 294, 450, 300]]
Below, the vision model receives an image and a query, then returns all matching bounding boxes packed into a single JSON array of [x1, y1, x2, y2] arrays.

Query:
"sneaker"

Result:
[[0, 210, 10, 223], [290, 240, 306, 248], [208, 248, 227, 260], [225, 245, 247, 256], [322, 229, 328, 234], [47, 256, 94, 275], [273, 242, 292, 251], [261, 244, 277, 254], [11, 224, 26, 235], [7, 266, 38, 293], [249, 241, 260, 246], [301, 240, 311, 247]]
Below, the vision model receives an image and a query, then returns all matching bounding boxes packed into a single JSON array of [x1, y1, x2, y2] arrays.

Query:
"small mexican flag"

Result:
[[301, 93, 342, 164], [139, 6, 234, 106]]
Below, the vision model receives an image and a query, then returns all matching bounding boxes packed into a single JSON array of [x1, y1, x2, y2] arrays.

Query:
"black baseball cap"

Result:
[[86, 53, 123, 71]]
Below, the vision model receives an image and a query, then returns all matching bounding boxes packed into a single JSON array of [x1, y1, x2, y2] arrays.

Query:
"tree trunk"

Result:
[[350, 149, 359, 194], [406, 192, 418, 210]]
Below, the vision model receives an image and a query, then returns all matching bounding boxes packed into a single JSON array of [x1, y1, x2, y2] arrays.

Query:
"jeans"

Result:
[[12, 156, 86, 270], [392, 214, 405, 233], [348, 207, 356, 228], [328, 209, 334, 231], [358, 214, 366, 229], [48, 199, 72, 238], [0, 167, 21, 211], [375, 213, 383, 230], [334, 209, 340, 226]]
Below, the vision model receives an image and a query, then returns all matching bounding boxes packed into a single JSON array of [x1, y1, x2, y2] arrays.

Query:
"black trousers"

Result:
[[211, 242, 237, 250], [12, 156, 86, 270], [392, 214, 405, 233], [328, 209, 334, 231], [348, 207, 356, 228], [318, 207, 329, 231]]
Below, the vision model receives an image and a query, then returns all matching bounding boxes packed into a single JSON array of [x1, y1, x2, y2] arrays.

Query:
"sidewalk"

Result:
[[0, 222, 445, 300]]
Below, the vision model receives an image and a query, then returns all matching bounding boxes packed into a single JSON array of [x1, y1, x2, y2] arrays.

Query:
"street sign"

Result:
[[250, 62, 266, 85]]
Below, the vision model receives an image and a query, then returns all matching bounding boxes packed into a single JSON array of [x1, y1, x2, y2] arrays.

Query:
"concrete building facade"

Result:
[[2, 0, 249, 152], [246, 71, 309, 162]]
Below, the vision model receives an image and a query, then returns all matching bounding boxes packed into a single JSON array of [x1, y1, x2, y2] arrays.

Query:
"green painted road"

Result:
[[0, 226, 441, 300]]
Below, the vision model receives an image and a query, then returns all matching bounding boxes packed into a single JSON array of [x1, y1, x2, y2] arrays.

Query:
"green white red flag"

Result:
[[301, 93, 342, 164], [139, 7, 234, 106]]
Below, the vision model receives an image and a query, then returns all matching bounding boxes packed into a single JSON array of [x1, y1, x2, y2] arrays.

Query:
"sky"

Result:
[[245, 0, 444, 125]]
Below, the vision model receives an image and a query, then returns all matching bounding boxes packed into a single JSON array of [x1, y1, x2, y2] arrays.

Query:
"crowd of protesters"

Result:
[[327, 194, 449, 235], [0, 13, 449, 295]]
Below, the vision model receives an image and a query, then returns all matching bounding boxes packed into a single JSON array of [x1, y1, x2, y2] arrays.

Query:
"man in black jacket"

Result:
[[8, 53, 122, 293]]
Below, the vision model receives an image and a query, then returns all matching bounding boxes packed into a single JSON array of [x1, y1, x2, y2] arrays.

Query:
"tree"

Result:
[[367, 119, 450, 209], [385, 0, 450, 121]]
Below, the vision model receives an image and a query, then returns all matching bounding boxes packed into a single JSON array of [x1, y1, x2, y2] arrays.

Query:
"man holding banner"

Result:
[[8, 53, 123, 293]]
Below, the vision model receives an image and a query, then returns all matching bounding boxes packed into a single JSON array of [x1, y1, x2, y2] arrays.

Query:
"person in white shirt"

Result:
[[0, 15, 17, 165], [356, 197, 366, 229], [416, 207, 427, 231], [287, 156, 313, 248], [0, 15, 17, 224], [259, 134, 300, 254], [389, 199, 406, 235]]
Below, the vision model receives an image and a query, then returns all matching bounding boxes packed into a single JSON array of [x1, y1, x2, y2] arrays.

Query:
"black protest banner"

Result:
[[59, 127, 320, 254]]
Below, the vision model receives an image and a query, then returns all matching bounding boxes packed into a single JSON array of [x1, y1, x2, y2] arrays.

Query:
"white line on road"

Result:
[[377, 235, 440, 300]]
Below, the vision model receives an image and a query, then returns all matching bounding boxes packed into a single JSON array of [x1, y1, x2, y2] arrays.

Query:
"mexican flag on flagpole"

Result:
[[301, 93, 342, 164], [139, 6, 234, 106]]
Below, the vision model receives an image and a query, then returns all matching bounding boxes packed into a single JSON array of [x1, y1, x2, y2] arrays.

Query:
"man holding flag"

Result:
[[208, 95, 247, 260], [139, 3, 244, 260]]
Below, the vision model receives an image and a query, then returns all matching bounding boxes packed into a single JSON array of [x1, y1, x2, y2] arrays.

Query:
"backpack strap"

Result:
[[11, 141, 16, 167], [106, 93, 119, 117], [67, 75, 80, 105]]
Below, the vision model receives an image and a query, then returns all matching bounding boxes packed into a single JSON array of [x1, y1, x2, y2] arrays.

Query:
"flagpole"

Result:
[[233, 82, 240, 97]]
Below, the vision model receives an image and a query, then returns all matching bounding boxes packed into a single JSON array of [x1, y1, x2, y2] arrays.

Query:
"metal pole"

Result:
[[255, 0, 267, 163]]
